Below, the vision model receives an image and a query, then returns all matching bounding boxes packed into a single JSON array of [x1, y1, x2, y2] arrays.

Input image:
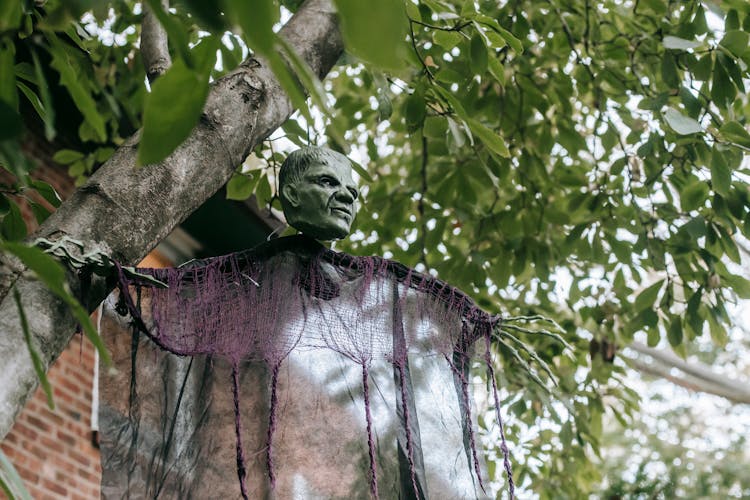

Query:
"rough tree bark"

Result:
[[0, 0, 343, 441], [141, 0, 172, 83]]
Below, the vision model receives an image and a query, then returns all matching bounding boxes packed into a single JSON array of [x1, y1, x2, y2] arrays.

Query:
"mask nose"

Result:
[[335, 186, 355, 204]]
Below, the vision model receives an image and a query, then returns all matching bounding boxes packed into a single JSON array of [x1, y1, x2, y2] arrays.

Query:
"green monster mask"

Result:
[[279, 147, 359, 241]]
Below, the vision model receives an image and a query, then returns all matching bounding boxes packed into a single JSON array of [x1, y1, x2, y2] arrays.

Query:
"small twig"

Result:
[[501, 323, 573, 351], [141, 0, 172, 83], [419, 132, 428, 266], [493, 333, 551, 394], [409, 18, 472, 33], [498, 329, 558, 384], [505, 314, 565, 331], [408, 20, 434, 81]]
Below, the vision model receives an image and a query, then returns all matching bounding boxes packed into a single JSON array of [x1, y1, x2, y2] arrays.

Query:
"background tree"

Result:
[[1, 0, 749, 497]]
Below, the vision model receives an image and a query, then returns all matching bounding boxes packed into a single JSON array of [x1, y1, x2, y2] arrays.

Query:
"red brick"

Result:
[[27, 444, 49, 461], [59, 377, 85, 395], [76, 467, 98, 484], [67, 449, 91, 468], [41, 410, 66, 428], [57, 428, 77, 447], [53, 457, 77, 475], [11, 421, 38, 441], [39, 435, 65, 454], [25, 414, 50, 432], [27, 485, 47, 499], [41, 478, 68, 497], [17, 466, 39, 485], [3, 432, 19, 446]]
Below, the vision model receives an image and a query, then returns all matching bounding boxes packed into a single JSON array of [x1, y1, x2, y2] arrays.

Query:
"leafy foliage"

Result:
[[0, 448, 31, 500], [1, 0, 749, 496]]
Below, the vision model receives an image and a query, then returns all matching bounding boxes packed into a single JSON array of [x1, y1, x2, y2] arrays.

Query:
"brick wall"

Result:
[[1, 135, 174, 499], [1, 337, 101, 500]]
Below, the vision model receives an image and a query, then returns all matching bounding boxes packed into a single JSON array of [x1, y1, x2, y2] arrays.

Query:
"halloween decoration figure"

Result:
[[279, 146, 359, 241], [100, 147, 516, 500]]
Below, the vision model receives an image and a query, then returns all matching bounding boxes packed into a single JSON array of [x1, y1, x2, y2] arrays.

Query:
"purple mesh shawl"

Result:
[[111, 235, 514, 499]]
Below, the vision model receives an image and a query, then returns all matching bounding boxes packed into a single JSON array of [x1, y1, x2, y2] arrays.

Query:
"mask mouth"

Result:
[[330, 206, 352, 218]]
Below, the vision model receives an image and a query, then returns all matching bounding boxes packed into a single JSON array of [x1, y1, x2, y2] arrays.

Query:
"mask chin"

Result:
[[287, 215, 350, 241]]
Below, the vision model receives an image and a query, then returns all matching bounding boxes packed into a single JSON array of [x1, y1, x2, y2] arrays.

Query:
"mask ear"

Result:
[[281, 183, 301, 208]]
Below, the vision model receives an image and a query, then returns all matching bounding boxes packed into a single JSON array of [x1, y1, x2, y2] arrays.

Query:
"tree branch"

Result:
[[0, 0, 343, 441], [141, 0, 172, 83], [625, 342, 750, 404]]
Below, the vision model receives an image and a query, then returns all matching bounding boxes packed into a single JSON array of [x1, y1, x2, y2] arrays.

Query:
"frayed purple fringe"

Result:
[[113, 236, 515, 498]]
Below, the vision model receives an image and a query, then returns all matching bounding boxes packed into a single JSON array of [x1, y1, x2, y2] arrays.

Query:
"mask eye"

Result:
[[318, 176, 336, 187]]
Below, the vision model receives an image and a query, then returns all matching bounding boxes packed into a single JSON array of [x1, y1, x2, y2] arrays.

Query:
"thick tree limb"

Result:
[[141, 0, 172, 83], [625, 342, 750, 404], [0, 0, 343, 440]]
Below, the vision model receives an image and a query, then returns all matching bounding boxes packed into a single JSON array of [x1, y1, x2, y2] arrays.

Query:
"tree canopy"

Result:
[[1, 0, 750, 497]]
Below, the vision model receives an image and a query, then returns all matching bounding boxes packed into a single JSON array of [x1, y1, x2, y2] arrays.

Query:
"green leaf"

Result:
[[376, 88, 393, 122], [16, 81, 46, 125], [719, 121, 750, 148], [707, 311, 727, 347], [635, 279, 664, 311], [433, 30, 462, 50], [720, 30, 750, 58], [692, 6, 709, 34], [433, 84, 468, 117], [227, 0, 277, 55], [446, 116, 466, 149], [29, 201, 51, 224], [710, 58, 736, 110], [646, 324, 659, 346], [716, 224, 741, 263], [13, 288, 55, 409], [1, 200, 26, 241], [0, 241, 112, 366], [488, 55, 505, 84], [710, 147, 731, 196], [0, 0, 23, 31], [470, 33, 488, 75], [473, 15, 523, 54], [138, 56, 213, 165], [0, 39, 18, 109], [725, 9, 740, 31], [334, 0, 410, 71], [465, 117, 509, 157], [0, 448, 32, 500], [660, 54, 679, 88], [663, 107, 701, 135], [0, 195, 9, 217], [182, 0, 226, 31], [30, 180, 62, 208], [662, 35, 700, 50], [46, 37, 107, 142], [0, 39, 20, 141], [29, 47, 55, 141], [667, 317, 683, 347], [404, 89, 426, 131], [691, 53, 713, 81], [350, 158, 373, 183], [0, 99, 21, 141], [277, 36, 335, 127], [226, 173, 256, 200], [680, 180, 708, 211], [724, 274, 750, 299], [52, 149, 85, 165]]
